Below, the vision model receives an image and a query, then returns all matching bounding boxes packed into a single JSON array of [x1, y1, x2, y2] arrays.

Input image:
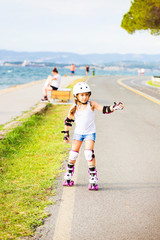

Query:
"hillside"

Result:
[[1, 50, 160, 64]]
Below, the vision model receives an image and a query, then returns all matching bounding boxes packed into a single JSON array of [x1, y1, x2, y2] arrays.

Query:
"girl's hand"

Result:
[[113, 102, 124, 111], [119, 102, 124, 110], [61, 130, 70, 143], [64, 135, 70, 143]]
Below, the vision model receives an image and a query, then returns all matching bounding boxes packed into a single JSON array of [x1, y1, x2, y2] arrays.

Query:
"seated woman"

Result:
[[41, 67, 61, 102]]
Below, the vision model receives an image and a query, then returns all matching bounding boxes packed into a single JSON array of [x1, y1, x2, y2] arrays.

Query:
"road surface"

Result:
[[122, 76, 160, 101], [32, 75, 160, 240]]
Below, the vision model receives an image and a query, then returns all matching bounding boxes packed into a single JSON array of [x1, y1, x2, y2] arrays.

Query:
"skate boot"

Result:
[[88, 166, 98, 190], [63, 163, 74, 186]]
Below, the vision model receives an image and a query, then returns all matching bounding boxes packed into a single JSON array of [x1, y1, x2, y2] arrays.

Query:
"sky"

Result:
[[1, 0, 160, 55]]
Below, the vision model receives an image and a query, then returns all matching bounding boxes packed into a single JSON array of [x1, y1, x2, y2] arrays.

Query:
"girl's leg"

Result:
[[69, 140, 82, 165], [84, 140, 95, 167], [85, 140, 98, 190], [63, 140, 82, 186], [43, 86, 53, 98]]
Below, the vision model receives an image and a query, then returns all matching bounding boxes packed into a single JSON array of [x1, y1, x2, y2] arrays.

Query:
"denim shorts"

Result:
[[73, 133, 96, 142]]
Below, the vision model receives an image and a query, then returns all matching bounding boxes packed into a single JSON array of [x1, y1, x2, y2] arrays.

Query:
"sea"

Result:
[[0, 65, 160, 90]]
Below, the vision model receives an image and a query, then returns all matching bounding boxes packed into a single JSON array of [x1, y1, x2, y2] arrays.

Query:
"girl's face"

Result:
[[77, 92, 90, 104], [52, 71, 57, 76]]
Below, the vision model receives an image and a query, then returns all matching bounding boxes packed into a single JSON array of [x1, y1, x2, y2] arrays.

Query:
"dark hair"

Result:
[[52, 67, 58, 73]]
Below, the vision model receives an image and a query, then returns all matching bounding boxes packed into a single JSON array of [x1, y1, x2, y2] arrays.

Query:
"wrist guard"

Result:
[[61, 130, 69, 141], [102, 106, 112, 114], [64, 117, 74, 127]]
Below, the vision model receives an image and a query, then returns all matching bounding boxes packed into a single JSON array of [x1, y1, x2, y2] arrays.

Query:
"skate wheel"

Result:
[[88, 184, 98, 190], [88, 184, 92, 190], [69, 180, 74, 186], [63, 181, 69, 186]]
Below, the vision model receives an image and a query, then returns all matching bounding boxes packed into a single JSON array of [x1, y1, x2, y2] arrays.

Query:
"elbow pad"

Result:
[[64, 117, 74, 126], [102, 106, 112, 114]]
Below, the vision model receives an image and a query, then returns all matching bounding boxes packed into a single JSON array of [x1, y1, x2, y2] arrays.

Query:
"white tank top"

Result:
[[50, 74, 61, 88], [74, 101, 96, 134]]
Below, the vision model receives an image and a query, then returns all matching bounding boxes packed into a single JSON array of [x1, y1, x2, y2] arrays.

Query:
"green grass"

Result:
[[0, 104, 71, 239], [147, 80, 160, 88], [0, 124, 5, 131], [0, 77, 85, 239], [67, 76, 86, 96]]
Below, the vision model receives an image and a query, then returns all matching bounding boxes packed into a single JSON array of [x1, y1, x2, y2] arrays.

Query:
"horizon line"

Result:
[[1, 49, 160, 55]]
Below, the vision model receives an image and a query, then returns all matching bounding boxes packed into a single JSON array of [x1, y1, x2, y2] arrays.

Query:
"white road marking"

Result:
[[53, 157, 79, 240]]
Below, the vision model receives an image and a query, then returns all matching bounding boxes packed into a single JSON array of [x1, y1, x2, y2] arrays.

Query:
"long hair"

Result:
[[70, 99, 77, 116]]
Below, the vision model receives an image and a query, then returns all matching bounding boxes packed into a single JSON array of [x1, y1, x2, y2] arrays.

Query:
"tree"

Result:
[[121, 0, 160, 35]]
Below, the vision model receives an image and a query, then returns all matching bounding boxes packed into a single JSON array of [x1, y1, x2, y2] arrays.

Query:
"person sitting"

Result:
[[41, 67, 61, 102]]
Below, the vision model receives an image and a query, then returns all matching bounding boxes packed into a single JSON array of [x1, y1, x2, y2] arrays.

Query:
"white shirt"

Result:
[[74, 101, 96, 135], [50, 74, 61, 88]]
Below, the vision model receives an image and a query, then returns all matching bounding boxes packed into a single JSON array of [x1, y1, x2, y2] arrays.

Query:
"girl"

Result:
[[61, 82, 124, 190]]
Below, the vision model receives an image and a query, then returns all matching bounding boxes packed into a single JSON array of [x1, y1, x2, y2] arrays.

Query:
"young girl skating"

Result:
[[61, 82, 124, 190]]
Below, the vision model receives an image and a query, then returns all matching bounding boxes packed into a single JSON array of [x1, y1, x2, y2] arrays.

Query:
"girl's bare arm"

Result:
[[62, 105, 75, 143]]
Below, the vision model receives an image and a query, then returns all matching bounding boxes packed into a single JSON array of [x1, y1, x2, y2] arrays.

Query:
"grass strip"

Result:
[[147, 80, 160, 88], [0, 104, 71, 239], [0, 77, 85, 239]]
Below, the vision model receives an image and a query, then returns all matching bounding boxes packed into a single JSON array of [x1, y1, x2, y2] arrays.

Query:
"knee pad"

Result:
[[84, 150, 95, 161], [69, 150, 79, 161]]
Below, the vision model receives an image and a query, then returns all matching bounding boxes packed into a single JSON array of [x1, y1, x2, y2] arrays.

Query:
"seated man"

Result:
[[41, 67, 61, 102]]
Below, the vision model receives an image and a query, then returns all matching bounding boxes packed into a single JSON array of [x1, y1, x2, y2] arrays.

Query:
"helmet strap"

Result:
[[77, 98, 88, 105], [75, 96, 88, 105]]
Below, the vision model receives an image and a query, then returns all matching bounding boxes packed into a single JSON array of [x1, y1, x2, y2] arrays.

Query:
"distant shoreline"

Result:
[[1, 50, 160, 64]]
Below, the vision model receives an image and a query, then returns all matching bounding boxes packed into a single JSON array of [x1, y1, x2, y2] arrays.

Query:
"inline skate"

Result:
[[88, 167, 98, 190], [63, 163, 74, 186]]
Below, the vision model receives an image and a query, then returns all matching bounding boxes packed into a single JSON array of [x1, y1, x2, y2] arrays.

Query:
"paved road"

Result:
[[0, 76, 82, 125], [122, 76, 160, 101], [33, 75, 160, 240]]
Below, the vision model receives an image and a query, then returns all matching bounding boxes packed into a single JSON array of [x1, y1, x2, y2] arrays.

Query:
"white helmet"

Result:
[[73, 82, 91, 97]]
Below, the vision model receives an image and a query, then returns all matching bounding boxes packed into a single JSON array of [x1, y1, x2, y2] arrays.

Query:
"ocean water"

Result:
[[0, 65, 159, 90]]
